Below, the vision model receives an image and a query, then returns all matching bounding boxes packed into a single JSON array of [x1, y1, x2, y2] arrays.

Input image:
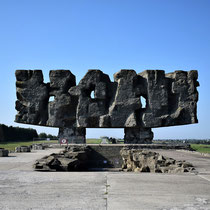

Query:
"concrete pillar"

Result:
[[58, 127, 86, 144], [124, 127, 153, 144]]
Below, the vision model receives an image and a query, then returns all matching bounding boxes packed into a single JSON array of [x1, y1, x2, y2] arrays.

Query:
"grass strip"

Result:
[[0, 140, 58, 151], [190, 144, 210, 154], [0, 139, 102, 151]]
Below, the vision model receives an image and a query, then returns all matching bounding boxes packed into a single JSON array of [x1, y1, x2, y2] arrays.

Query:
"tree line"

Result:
[[37, 132, 57, 139], [0, 124, 57, 142], [0, 124, 38, 142]]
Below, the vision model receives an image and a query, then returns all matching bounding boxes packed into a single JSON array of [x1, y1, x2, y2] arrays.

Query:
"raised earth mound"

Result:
[[34, 146, 195, 173]]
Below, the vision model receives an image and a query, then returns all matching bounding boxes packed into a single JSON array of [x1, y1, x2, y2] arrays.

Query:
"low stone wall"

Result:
[[50, 143, 192, 150], [0, 148, 9, 157], [88, 145, 123, 168]]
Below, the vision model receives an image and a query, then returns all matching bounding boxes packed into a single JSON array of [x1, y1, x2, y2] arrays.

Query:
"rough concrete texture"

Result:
[[124, 127, 153, 144], [34, 146, 90, 171], [0, 148, 8, 157], [15, 146, 31, 152], [32, 144, 46, 150], [34, 145, 195, 173], [120, 148, 194, 173], [0, 149, 210, 210], [58, 127, 86, 144], [15, 69, 199, 143]]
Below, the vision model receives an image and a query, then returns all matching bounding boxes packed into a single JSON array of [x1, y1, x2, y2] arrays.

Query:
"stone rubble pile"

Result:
[[0, 148, 9, 157], [34, 146, 90, 171], [33, 145, 195, 173], [120, 148, 195, 173], [32, 144, 47, 150], [15, 146, 31, 153]]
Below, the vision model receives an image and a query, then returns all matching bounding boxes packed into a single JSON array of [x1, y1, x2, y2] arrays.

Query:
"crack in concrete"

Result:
[[198, 174, 210, 182], [104, 173, 111, 210]]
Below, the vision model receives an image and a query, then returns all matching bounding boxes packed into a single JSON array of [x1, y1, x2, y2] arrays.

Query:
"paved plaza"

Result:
[[0, 148, 210, 210]]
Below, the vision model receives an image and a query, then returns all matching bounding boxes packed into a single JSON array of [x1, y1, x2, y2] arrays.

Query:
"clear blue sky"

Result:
[[0, 0, 209, 139]]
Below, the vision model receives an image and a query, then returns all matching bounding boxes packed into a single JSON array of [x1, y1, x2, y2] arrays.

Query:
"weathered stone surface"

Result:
[[15, 146, 31, 153], [32, 144, 46, 150], [58, 127, 86, 143], [34, 145, 195, 173], [120, 148, 195, 173], [69, 70, 112, 127], [47, 70, 77, 128], [140, 70, 199, 127], [15, 70, 49, 125], [15, 69, 199, 143], [34, 146, 90, 171], [124, 127, 153, 144], [0, 148, 9, 157]]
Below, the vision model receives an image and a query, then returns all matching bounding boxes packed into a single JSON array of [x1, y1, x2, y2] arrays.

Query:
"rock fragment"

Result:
[[33, 146, 90, 171], [120, 148, 195, 173]]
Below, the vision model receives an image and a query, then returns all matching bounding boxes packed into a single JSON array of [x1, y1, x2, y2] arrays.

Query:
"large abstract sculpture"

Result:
[[15, 69, 199, 143]]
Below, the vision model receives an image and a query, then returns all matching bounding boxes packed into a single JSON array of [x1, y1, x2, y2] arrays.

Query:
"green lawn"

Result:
[[0, 139, 103, 151], [0, 140, 58, 152], [191, 144, 210, 154], [0, 138, 121, 151], [86, 138, 102, 144]]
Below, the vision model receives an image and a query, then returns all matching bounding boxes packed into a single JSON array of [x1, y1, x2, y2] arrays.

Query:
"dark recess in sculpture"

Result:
[[15, 69, 199, 144]]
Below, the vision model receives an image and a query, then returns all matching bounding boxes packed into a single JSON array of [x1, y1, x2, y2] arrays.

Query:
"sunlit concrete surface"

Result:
[[0, 149, 210, 210]]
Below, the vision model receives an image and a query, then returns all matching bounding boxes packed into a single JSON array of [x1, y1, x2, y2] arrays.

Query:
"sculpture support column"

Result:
[[58, 127, 86, 144], [124, 127, 153, 144]]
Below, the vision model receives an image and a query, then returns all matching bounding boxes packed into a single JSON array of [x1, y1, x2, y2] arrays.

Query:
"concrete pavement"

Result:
[[0, 148, 210, 210]]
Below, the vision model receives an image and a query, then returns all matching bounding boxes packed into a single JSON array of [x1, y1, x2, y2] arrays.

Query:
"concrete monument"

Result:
[[15, 69, 199, 143]]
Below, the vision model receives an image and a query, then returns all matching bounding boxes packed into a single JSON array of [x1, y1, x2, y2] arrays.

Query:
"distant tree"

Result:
[[109, 137, 116, 144], [47, 134, 53, 139], [100, 136, 109, 139], [0, 124, 38, 142], [39, 132, 47, 138]]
